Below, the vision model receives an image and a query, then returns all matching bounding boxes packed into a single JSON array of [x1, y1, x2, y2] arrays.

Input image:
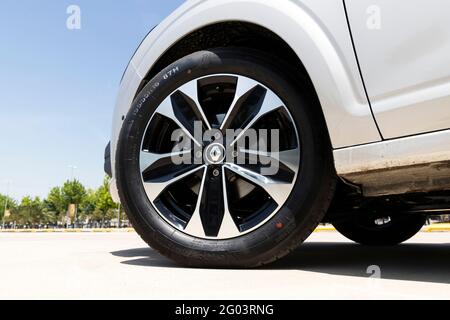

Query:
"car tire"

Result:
[[333, 213, 426, 246], [116, 48, 336, 267]]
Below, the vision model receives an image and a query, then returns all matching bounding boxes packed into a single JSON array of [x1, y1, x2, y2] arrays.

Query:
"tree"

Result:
[[79, 189, 96, 222], [62, 180, 86, 206], [91, 177, 117, 226], [43, 187, 66, 224], [61, 179, 87, 223], [15, 196, 44, 225], [0, 194, 17, 223], [1, 177, 120, 228]]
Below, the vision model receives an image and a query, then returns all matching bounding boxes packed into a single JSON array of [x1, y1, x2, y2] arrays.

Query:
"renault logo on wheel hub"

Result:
[[205, 143, 226, 164]]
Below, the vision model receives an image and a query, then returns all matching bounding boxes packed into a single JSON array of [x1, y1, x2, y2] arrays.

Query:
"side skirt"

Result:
[[334, 129, 450, 197]]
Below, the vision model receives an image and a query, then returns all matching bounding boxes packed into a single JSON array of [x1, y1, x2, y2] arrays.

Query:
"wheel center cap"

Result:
[[205, 143, 226, 164]]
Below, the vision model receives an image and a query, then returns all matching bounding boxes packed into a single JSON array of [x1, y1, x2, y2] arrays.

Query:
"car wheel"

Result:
[[333, 213, 426, 246], [116, 48, 336, 267]]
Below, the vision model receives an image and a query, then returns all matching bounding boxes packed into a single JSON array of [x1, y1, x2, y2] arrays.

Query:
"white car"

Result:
[[105, 0, 450, 267]]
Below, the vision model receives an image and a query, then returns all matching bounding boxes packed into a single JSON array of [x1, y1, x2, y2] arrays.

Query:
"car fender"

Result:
[[109, 0, 381, 200]]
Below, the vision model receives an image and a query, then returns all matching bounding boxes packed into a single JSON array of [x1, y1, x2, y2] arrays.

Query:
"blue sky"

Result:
[[0, 0, 184, 200]]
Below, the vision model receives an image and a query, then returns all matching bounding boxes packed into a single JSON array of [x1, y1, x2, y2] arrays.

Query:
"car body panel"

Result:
[[335, 129, 450, 175], [345, 0, 450, 138], [334, 129, 450, 196], [109, 0, 450, 202]]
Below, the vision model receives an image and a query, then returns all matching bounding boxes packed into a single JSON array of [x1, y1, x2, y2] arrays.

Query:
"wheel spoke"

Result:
[[198, 167, 226, 237], [229, 90, 284, 146], [140, 149, 192, 173], [155, 96, 202, 147], [143, 165, 206, 201], [220, 76, 260, 130], [184, 167, 240, 238], [239, 148, 300, 174], [218, 166, 241, 238], [177, 80, 212, 130], [184, 167, 208, 237], [224, 163, 293, 205]]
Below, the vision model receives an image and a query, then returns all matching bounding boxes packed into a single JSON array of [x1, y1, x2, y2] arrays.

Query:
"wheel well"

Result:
[[134, 21, 333, 166], [136, 22, 315, 98]]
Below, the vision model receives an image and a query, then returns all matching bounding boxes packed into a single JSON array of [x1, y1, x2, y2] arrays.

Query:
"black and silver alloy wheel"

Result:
[[116, 49, 336, 267], [140, 74, 300, 240]]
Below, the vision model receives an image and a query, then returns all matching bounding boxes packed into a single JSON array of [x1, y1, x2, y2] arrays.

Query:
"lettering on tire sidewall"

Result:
[[132, 65, 181, 116]]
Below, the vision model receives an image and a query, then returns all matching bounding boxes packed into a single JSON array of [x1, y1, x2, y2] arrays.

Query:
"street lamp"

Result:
[[68, 165, 77, 181]]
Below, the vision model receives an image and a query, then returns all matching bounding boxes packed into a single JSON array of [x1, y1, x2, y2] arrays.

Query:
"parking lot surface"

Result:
[[0, 231, 448, 299]]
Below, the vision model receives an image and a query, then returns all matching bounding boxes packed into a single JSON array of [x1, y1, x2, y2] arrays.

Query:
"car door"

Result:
[[345, 0, 450, 139]]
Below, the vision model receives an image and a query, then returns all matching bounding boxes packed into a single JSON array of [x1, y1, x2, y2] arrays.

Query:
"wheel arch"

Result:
[[134, 22, 313, 101], [110, 0, 381, 191]]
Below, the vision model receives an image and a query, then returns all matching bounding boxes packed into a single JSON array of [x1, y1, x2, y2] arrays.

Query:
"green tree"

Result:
[[0, 194, 17, 223], [91, 177, 117, 226], [62, 180, 86, 206], [61, 179, 87, 223], [15, 196, 44, 225], [1, 178, 120, 228], [43, 187, 66, 223], [79, 189, 97, 221]]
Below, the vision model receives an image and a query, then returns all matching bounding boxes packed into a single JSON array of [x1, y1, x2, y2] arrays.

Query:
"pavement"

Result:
[[1, 223, 449, 233], [0, 231, 448, 300]]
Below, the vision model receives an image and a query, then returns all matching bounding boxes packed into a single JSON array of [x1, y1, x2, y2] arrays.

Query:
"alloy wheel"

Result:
[[139, 74, 300, 239]]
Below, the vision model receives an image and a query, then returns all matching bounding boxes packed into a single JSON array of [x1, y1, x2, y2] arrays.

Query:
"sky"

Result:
[[0, 0, 185, 200]]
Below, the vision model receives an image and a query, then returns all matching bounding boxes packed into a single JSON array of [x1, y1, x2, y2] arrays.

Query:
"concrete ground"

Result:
[[0, 231, 448, 300]]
